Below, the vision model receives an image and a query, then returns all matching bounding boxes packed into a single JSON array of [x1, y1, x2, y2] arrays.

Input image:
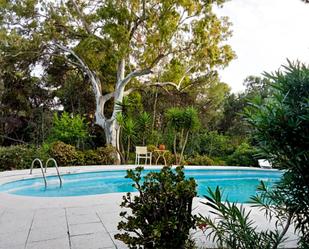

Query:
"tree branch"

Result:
[[54, 43, 102, 101], [119, 68, 153, 89], [69, 0, 92, 35], [0, 135, 28, 145], [146, 81, 180, 91]]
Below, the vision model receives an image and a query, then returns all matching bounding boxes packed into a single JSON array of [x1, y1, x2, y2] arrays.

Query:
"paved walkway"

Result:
[[0, 166, 299, 249]]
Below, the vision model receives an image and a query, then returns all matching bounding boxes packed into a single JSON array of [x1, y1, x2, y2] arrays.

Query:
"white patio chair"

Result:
[[135, 146, 152, 165], [258, 159, 272, 169]]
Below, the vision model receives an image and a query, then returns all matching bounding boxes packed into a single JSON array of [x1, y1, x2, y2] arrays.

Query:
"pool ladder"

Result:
[[30, 158, 63, 188]]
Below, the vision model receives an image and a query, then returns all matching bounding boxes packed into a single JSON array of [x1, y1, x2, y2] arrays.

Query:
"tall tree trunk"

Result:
[[173, 134, 178, 165], [152, 89, 158, 130], [56, 45, 152, 164], [179, 131, 189, 164]]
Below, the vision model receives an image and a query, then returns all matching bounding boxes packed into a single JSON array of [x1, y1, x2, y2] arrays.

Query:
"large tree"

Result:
[[0, 0, 234, 155]]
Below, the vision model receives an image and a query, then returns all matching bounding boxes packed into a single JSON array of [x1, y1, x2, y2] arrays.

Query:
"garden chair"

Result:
[[135, 146, 152, 165], [258, 159, 272, 169]]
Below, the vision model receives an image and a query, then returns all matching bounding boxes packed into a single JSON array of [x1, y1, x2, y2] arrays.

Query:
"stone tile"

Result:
[[28, 224, 68, 242], [96, 211, 122, 233], [0, 211, 33, 234], [32, 215, 67, 229], [0, 244, 24, 249], [66, 207, 92, 216], [26, 237, 70, 249], [69, 222, 105, 236], [35, 208, 66, 218], [67, 213, 101, 225], [0, 209, 5, 220], [93, 204, 123, 215], [71, 232, 115, 249], [0, 230, 28, 249]]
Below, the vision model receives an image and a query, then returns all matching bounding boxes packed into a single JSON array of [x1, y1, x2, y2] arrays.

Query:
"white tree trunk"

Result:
[[56, 45, 155, 163]]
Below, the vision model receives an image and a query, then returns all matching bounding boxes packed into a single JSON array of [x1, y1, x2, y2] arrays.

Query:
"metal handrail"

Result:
[[45, 158, 62, 187], [30, 158, 47, 188]]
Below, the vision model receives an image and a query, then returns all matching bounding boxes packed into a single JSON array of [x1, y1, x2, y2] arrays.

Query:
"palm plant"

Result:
[[122, 117, 137, 162], [165, 107, 200, 164], [137, 112, 152, 145]]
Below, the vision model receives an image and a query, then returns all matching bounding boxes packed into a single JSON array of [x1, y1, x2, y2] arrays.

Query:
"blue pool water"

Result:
[[0, 168, 282, 203]]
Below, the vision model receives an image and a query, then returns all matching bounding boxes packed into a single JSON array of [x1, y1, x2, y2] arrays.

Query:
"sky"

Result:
[[216, 0, 309, 93]]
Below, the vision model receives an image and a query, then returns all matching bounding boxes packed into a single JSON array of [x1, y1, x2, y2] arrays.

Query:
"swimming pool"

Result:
[[0, 168, 282, 203]]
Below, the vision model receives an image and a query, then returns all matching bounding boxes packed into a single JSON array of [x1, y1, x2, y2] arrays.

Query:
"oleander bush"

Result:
[[245, 61, 309, 247], [198, 187, 292, 249], [115, 166, 197, 248]]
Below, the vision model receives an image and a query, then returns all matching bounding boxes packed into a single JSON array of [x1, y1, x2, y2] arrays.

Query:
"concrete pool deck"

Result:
[[0, 165, 299, 249]]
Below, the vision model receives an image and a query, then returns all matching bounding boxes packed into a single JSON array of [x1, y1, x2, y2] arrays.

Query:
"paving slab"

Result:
[[0, 210, 34, 234], [96, 211, 122, 233], [0, 166, 299, 249], [71, 232, 115, 249], [28, 223, 68, 242], [0, 229, 29, 249], [67, 212, 101, 225], [69, 222, 106, 237], [26, 237, 70, 249]]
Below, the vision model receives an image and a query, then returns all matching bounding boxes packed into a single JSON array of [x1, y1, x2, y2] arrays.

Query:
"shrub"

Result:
[[244, 61, 309, 246], [198, 187, 292, 249], [115, 166, 197, 248], [187, 155, 214, 166], [49, 141, 78, 166], [226, 143, 258, 167], [0, 145, 36, 171], [49, 112, 88, 148], [49, 142, 116, 166], [95, 145, 116, 165], [198, 131, 235, 157]]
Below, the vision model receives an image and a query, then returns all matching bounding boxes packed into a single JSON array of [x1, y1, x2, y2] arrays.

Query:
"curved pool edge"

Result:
[[0, 165, 280, 210], [0, 165, 298, 249], [0, 164, 279, 186]]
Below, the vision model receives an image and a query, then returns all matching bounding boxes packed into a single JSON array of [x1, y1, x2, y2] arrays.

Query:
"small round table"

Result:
[[154, 150, 168, 166]]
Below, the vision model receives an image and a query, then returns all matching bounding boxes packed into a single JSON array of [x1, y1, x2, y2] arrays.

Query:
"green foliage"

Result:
[[146, 130, 163, 147], [115, 166, 197, 249], [198, 187, 291, 249], [0, 145, 36, 171], [199, 131, 234, 157], [81, 146, 116, 165], [56, 70, 95, 115], [217, 75, 271, 139], [187, 155, 214, 166], [165, 107, 200, 164], [165, 107, 200, 132], [49, 112, 88, 147], [49, 141, 79, 166], [226, 143, 258, 167], [49, 141, 116, 166], [244, 61, 309, 246], [137, 112, 152, 145], [95, 145, 116, 165]]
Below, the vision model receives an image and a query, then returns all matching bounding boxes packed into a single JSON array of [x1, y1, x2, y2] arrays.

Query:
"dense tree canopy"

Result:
[[0, 0, 235, 153]]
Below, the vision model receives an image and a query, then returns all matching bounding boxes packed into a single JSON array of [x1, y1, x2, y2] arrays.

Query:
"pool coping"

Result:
[[0, 165, 279, 210], [0, 165, 298, 248], [0, 164, 279, 184]]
